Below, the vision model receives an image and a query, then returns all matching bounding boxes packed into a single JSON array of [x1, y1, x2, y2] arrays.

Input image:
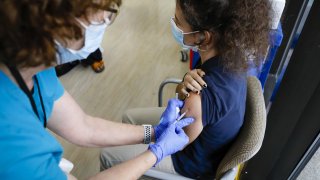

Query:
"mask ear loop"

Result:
[[106, 2, 120, 25]]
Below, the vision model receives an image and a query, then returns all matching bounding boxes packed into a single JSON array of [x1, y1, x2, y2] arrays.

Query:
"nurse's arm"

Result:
[[48, 91, 151, 147], [181, 92, 204, 145], [89, 150, 156, 180], [65, 150, 156, 180]]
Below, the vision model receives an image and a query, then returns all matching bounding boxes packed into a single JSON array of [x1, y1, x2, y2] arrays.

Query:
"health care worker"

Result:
[[55, 2, 120, 74], [0, 0, 194, 179]]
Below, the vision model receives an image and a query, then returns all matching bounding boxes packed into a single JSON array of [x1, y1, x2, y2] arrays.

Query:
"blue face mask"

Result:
[[170, 17, 200, 52]]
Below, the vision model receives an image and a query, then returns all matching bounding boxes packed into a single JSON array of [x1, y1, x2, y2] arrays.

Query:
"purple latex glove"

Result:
[[149, 117, 194, 164], [154, 99, 184, 142]]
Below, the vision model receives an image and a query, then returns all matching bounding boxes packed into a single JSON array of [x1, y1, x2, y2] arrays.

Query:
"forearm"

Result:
[[80, 115, 155, 147], [49, 91, 155, 148], [89, 150, 156, 180]]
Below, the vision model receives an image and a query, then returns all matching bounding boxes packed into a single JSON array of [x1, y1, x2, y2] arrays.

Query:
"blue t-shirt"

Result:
[[172, 56, 247, 179], [0, 68, 66, 180]]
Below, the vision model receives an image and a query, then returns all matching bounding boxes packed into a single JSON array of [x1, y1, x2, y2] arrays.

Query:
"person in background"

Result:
[[0, 0, 194, 179], [55, 2, 120, 76], [100, 0, 271, 178]]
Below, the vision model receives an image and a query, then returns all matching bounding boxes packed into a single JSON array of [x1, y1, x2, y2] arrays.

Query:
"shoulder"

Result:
[[36, 67, 65, 101], [203, 70, 246, 101], [37, 67, 58, 82], [201, 71, 247, 125]]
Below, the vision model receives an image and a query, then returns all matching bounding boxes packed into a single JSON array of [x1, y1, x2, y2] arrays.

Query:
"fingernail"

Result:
[[203, 84, 207, 88], [186, 93, 190, 97], [196, 90, 200, 94]]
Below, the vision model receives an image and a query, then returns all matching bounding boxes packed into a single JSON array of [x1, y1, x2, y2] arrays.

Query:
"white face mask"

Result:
[[56, 11, 111, 65], [170, 17, 200, 52]]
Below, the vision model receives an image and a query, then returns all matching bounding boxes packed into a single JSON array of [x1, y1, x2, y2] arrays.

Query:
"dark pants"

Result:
[[81, 48, 103, 66], [55, 48, 103, 77]]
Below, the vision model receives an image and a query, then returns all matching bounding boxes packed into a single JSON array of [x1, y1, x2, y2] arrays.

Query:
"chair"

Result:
[[158, 78, 182, 107], [144, 76, 266, 180], [215, 76, 266, 179]]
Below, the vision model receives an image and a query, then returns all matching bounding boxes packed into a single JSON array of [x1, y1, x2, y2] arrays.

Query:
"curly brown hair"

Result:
[[0, 0, 121, 68], [177, 0, 271, 72]]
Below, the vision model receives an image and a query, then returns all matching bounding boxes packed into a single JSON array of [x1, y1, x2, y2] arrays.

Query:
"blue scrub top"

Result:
[[0, 67, 67, 180]]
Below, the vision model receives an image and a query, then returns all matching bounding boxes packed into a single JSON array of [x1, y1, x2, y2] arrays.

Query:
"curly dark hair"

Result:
[[0, 0, 121, 68], [177, 0, 271, 72]]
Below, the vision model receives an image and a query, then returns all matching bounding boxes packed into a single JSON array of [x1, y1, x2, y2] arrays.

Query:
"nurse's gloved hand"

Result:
[[149, 117, 194, 165], [154, 99, 184, 142]]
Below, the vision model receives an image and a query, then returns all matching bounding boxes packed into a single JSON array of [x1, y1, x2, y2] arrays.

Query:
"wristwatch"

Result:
[[142, 124, 152, 144]]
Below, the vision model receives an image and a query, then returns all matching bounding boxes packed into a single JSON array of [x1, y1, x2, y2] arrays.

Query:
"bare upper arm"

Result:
[[48, 90, 90, 145], [181, 92, 203, 145]]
